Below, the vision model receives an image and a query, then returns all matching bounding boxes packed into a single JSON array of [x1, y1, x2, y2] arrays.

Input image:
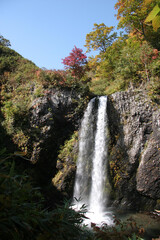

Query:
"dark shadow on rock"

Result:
[[28, 89, 91, 205], [107, 91, 158, 211]]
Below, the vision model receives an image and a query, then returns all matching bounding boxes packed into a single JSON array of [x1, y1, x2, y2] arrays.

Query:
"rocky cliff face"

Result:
[[29, 88, 90, 189], [108, 90, 160, 210], [29, 88, 160, 211]]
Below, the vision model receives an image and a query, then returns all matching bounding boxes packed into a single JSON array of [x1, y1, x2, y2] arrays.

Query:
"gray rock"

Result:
[[29, 88, 88, 163], [136, 109, 160, 199], [108, 90, 160, 210]]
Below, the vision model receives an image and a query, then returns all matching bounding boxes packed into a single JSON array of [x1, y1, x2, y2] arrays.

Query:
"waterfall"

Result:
[[73, 98, 96, 206], [89, 96, 108, 213], [73, 96, 113, 226]]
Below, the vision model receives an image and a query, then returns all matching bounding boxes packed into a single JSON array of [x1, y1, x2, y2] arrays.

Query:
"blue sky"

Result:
[[1, 0, 119, 70]]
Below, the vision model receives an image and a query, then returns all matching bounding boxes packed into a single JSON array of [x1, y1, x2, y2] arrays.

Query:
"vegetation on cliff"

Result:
[[0, 0, 160, 239], [0, 150, 92, 240], [86, 0, 160, 97]]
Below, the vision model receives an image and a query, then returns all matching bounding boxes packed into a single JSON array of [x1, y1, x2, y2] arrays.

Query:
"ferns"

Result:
[[0, 149, 92, 240]]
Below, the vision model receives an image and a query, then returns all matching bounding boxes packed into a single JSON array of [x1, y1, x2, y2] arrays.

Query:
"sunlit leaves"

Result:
[[115, 0, 156, 32], [152, 13, 160, 30], [85, 23, 117, 53], [145, 3, 160, 21], [144, 0, 153, 4], [114, 0, 160, 49], [145, 3, 160, 31]]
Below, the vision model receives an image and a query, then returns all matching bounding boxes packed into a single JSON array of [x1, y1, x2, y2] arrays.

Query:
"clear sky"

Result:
[[1, 0, 119, 70]]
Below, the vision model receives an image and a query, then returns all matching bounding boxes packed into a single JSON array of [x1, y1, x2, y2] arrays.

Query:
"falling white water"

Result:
[[73, 98, 96, 207], [89, 96, 108, 211], [73, 96, 113, 226]]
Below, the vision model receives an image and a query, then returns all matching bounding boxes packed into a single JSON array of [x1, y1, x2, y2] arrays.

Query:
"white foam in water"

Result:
[[83, 208, 113, 227], [73, 96, 113, 227], [72, 203, 113, 227]]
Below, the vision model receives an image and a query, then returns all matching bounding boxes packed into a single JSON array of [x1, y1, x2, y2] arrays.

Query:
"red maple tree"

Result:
[[62, 46, 87, 79]]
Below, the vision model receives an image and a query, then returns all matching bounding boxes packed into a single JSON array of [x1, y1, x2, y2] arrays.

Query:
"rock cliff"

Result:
[[108, 90, 160, 210], [29, 88, 90, 189], [29, 88, 160, 211]]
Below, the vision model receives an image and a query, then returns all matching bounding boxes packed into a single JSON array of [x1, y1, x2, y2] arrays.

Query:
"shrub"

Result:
[[0, 150, 92, 240]]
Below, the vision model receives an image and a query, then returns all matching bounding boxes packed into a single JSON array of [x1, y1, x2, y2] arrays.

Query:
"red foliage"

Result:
[[140, 46, 159, 65], [36, 70, 42, 78], [51, 69, 67, 84], [152, 49, 159, 60], [62, 46, 87, 79]]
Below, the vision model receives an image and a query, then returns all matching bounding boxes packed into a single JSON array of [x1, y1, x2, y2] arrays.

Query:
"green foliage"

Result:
[[86, 1, 160, 97], [0, 150, 92, 240], [146, 78, 160, 102], [0, 44, 90, 156], [85, 23, 117, 53], [91, 217, 144, 240], [114, 40, 160, 86], [88, 31, 160, 97], [114, 40, 142, 84], [85, 1, 160, 97], [104, 78, 128, 95], [0, 35, 11, 47], [0, 45, 21, 79], [90, 77, 109, 95], [1, 82, 31, 151], [115, 0, 152, 31], [52, 131, 79, 189], [145, 1, 160, 31], [116, 0, 160, 49], [36, 69, 90, 90], [58, 131, 78, 163], [0, 154, 44, 239]]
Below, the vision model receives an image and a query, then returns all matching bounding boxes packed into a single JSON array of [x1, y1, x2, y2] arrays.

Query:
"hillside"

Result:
[[0, 43, 94, 239]]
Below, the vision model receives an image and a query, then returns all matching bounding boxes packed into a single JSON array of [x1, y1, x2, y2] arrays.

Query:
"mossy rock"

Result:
[[52, 131, 79, 198]]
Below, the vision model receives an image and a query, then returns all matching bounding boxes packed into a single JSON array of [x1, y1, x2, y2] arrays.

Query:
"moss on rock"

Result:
[[52, 131, 79, 197]]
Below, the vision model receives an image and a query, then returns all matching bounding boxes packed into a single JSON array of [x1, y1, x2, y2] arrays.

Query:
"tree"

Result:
[[115, 0, 153, 32], [0, 35, 11, 47], [95, 35, 127, 81], [84, 23, 117, 53], [62, 46, 87, 79], [114, 0, 160, 49], [145, 1, 160, 31]]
